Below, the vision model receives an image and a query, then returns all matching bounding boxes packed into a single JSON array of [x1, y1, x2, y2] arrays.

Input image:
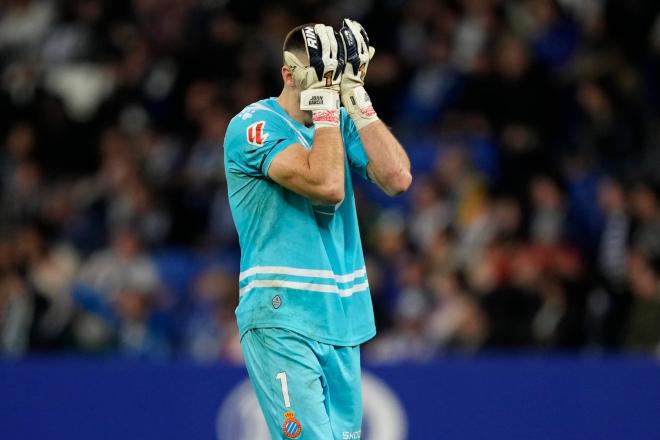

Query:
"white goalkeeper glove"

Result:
[[284, 24, 345, 128], [338, 18, 378, 130]]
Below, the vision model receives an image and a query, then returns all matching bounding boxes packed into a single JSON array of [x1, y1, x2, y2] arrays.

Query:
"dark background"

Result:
[[2, 0, 660, 362]]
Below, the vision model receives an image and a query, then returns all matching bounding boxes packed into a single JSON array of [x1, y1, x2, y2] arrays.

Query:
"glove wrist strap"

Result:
[[300, 89, 341, 128], [311, 110, 340, 128], [300, 89, 340, 111], [344, 86, 379, 130]]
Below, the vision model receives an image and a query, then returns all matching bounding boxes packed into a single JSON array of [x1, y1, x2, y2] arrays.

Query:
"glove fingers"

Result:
[[340, 20, 361, 76], [325, 26, 339, 77], [334, 31, 346, 81], [314, 23, 330, 59], [355, 25, 369, 62], [316, 24, 337, 81], [345, 18, 361, 37], [326, 25, 338, 63], [359, 26, 370, 47], [303, 25, 324, 81], [347, 19, 366, 47], [359, 37, 369, 63], [343, 18, 372, 68]]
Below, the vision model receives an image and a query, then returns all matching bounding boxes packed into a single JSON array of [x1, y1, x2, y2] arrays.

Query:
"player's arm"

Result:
[[339, 19, 412, 196], [268, 128, 345, 204], [269, 24, 347, 204], [361, 121, 411, 196]]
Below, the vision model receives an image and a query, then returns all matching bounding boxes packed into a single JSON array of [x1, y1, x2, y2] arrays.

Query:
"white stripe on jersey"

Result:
[[239, 266, 367, 283], [239, 279, 369, 297]]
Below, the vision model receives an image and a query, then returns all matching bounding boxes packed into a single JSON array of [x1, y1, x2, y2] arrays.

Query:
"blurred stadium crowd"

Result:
[[2, 0, 660, 361]]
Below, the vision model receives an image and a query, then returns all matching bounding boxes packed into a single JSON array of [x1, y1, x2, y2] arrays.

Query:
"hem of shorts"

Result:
[[238, 322, 377, 347]]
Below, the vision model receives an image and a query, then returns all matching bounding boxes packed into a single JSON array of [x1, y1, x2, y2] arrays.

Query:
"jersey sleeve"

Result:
[[224, 111, 300, 177], [342, 110, 370, 181]]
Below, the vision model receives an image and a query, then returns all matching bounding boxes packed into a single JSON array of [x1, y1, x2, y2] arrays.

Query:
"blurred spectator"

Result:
[[367, 257, 433, 362], [529, 175, 566, 245], [425, 271, 487, 353], [528, 0, 579, 69], [182, 265, 241, 363], [0, 0, 55, 58], [625, 252, 660, 354], [0, 272, 32, 356], [597, 177, 631, 280], [78, 228, 159, 298], [630, 180, 660, 260], [589, 176, 632, 347], [408, 176, 451, 253], [400, 34, 460, 126], [75, 228, 169, 358], [113, 286, 170, 359]]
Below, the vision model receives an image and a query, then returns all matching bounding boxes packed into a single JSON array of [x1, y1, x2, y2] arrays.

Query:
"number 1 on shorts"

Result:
[[276, 371, 291, 408]]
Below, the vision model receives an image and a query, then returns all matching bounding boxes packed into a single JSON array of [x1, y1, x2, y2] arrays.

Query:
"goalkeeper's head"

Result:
[[281, 24, 313, 91]]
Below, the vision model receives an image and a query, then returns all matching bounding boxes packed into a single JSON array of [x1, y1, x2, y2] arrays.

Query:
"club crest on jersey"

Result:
[[302, 26, 317, 49], [282, 411, 302, 438], [246, 121, 268, 147]]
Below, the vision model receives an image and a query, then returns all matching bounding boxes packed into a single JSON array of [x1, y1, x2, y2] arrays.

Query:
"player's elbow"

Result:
[[318, 183, 345, 204], [397, 169, 413, 193], [385, 169, 412, 196]]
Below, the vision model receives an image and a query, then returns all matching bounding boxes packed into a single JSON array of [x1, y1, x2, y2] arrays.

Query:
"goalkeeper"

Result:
[[223, 20, 411, 439]]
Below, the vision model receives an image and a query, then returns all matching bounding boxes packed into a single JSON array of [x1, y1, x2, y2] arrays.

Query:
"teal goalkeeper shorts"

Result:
[[241, 328, 363, 439]]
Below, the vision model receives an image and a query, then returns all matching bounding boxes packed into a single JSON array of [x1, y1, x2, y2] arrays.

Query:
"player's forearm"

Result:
[[338, 19, 411, 196], [306, 126, 345, 203], [359, 121, 412, 196]]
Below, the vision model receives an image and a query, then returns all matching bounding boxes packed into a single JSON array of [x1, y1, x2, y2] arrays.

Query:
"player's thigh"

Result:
[[241, 328, 333, 439], [323, 345, 363, 439]]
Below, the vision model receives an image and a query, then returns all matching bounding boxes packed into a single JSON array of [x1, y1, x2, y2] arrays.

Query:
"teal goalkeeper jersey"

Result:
[[223, 97, 376, 346]]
